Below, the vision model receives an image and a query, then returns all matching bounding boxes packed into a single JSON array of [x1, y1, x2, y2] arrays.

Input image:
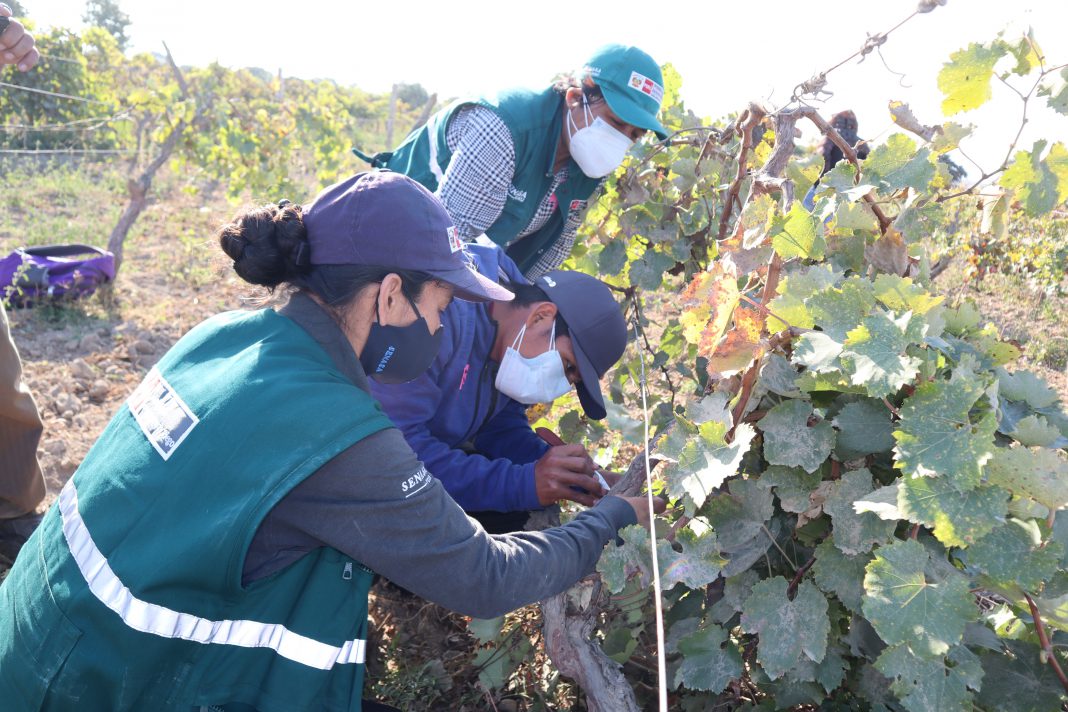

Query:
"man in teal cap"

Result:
[[356, 44, 668, 279]]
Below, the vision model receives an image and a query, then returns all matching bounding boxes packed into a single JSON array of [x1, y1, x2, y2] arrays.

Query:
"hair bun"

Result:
[[217, 202, 310, 288]]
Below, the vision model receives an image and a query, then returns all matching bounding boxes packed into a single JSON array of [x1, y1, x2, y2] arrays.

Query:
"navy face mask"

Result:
[[360, 292, 443, 384]]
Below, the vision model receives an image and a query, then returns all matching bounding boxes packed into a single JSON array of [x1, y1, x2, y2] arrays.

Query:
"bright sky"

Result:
[[29, 0, 1068, 173]]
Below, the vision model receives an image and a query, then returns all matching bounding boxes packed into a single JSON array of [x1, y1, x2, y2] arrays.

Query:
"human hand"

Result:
[[619, 495, 667, 529], [0, 4, 39, 72], [534, 443, 605, 507]]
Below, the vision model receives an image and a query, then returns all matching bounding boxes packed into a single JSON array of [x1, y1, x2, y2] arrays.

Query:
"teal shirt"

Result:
[[381, 87, 603, 274], [0, 309, 392, 711]]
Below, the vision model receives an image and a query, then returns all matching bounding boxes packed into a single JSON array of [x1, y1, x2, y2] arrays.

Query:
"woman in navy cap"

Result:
[[0, 171, 658, 712], [356, 44, 668, 280]]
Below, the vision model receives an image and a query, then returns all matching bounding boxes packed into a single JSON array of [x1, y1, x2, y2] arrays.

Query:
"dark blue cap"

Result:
[[303, 171, 513, 303], [535, 270, 628, 420]]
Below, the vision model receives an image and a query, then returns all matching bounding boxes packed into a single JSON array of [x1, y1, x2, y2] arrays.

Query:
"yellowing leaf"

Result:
[[938, 42, 1007, 115]]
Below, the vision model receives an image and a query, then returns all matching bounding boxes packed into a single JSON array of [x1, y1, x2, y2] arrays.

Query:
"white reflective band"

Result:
[[426, 112, 445, 184], [58, 480, 365, 670]]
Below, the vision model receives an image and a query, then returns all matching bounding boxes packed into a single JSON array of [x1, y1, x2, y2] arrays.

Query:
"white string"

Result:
[[631, 292, 668, 712], [0, 80, 112, 106]]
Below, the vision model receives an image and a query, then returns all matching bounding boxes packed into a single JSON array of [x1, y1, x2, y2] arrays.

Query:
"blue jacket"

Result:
[[369, 245, 549, 512]]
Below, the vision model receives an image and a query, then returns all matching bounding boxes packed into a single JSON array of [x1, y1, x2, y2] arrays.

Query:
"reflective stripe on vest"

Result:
[[58, 479, 366, 670]]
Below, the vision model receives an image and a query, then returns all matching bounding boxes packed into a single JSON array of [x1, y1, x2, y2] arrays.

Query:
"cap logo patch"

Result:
[[583, 64, 602, 77], [446, 225, 463, 253], [628, 71, 664, 103], [543, 276, 557, 288]]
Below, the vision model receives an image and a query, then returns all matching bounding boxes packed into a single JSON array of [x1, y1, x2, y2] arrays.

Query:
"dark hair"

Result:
[[551, 74, 605, 105], [218, 202, 434, 312], [504, 281, 569, 336]]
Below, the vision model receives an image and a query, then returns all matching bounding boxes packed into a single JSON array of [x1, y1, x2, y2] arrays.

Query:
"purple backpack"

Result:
[[0, 244, 117, 307]]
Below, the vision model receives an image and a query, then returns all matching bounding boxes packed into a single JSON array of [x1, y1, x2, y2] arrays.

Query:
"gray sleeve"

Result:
[[244, 427, 637, 618]]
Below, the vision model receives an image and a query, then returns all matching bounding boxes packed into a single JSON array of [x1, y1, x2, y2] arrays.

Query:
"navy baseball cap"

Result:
[[535, 271, 628, 420], [302, 171, 513, 303]]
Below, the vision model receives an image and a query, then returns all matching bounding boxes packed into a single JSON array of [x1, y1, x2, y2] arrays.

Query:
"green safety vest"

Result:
[[0, 309, 393, 711], [377, 87, 602, 274]]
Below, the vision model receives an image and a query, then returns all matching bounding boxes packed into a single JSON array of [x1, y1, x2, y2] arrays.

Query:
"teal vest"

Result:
[[0, 309, 393, 712], [379, 88, 602, 274]]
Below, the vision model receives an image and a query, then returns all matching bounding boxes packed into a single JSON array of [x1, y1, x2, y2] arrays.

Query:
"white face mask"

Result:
[[567, 98, 633, 179], [495, 323, 572, 404]]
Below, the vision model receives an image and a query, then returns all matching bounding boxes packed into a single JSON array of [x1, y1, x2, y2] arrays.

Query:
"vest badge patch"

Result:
[[507, 184, 528, 203], [628, 71, 664, 103], [127, 367, 200, 461]]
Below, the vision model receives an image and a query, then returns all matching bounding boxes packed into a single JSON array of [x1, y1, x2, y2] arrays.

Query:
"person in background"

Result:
[[803, 109, 871, 210], [0, 171, 660, 711], [0, 2, 46, 566], [356, 44, 668, 279], [371, 244, 628, 533]]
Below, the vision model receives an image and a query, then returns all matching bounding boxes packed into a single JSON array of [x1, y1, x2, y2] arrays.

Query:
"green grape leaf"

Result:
[[977, 640, 1068, 711], [761, 400, 836, 473], [741, 578, 829, 680], [674, 624, 743, 693], [766, 264, 842, 332], [893, 365, 996, 485], [931, 122, 973, 153], [807, 278, 877, 342], [968, 519, 1064, 590], [820, 162, 875, 201], [939, 41, 1007, 115], [863, 539, 976, 656], [661, 522, 728, 591], [793, 331, 843, 374], [862, 134, 936, 194], [841, 311, 922, 398], [704, 479, 774, 552], [898, 478, 1008, 548], [770, 202, 826, 261], [944, 300, 981, 335], [1008, 414, 1063, 447], [824, 469, 897, 555], [897, 476, 1003, 550], [875, 644, 982, 712], [834, 200, 879, 231], [833, 399, 896, 460], [597, 525, 650, 593], [628, 247, 676, 290], [998, 368, 1059, 409], [762, 465, 822, 514], [759, 353, 803, 398], [1039, 66, 1068, 115], [985, 446, 1068, 511], [659, 419, 756, 510], [812, 538, 869, 614], [854, 483, 903, 521], [1000, 140, 1064, 216], [597, 239, 628, 275], [705, 480, 777, 576], [872, 274, 944, 316]]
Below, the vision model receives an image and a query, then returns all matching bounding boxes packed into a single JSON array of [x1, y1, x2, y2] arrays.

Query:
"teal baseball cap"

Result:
[[581, 44, 668, 140]]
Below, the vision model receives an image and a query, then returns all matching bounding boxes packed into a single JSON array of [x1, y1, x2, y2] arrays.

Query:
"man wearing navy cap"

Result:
[[370, 246, 628, 531], [355, 44, 668, 280]]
